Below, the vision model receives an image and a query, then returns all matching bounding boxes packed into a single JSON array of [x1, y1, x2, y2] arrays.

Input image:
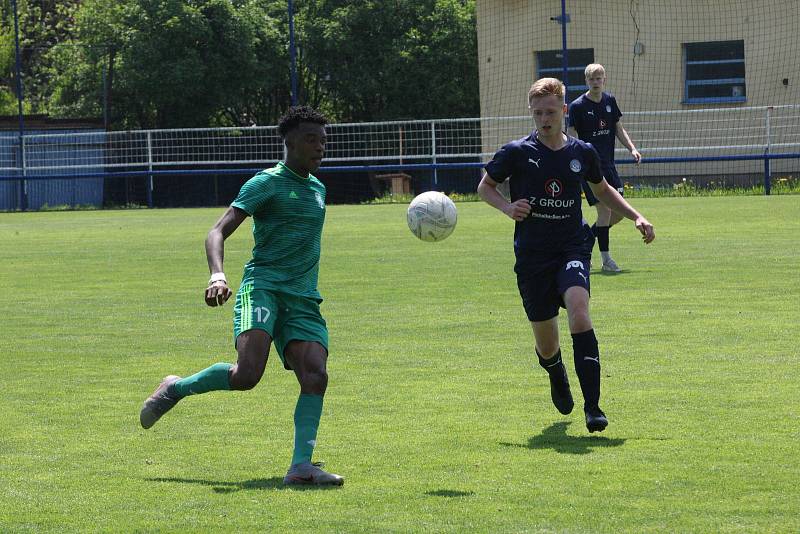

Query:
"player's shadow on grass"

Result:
[[146, 476, 339, 492], [425, 489, 475, 498], [499, 421, 625, 455]]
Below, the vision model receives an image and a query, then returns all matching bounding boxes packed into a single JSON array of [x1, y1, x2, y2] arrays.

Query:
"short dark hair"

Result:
[[277, 105, 328, 138]]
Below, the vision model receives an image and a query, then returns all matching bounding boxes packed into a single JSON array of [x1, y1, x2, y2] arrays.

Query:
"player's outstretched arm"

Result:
[[204, 206, 249, 307], [477, 173, 531, 221], [589, 180, 655, 244]]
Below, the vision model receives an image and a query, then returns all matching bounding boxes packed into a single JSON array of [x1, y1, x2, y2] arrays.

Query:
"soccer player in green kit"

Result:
[[140, 106, 343, 486]]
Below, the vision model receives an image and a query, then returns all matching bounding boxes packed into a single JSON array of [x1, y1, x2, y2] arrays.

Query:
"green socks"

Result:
[[291, 393, 324, 466], [169, 368, 323, 466], [171, 362, 233, 398]]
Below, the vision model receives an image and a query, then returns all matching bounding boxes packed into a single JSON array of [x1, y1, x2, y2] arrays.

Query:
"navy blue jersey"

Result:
[[485, 132, 603, 252], [568, 92, 622, 164]]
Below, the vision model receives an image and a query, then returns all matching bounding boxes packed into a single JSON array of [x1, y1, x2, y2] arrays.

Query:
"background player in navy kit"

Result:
[[568, 63, 642, 272], [477, 78, 655, 432]]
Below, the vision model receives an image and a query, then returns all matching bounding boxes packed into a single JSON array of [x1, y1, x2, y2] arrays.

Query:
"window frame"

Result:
[[535, 48, 595, 104], [683, 40, 746, 104]]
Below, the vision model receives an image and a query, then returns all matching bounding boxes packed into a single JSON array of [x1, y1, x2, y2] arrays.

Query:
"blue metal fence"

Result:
[[0, 129, 104, 210]]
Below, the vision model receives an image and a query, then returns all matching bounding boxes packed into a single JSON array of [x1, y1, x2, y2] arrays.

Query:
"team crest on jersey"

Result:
[[569, 159, 582, 173], [606, 105, 612, 113], [315, 191, 325, 209], [544, 178, 563, 198]]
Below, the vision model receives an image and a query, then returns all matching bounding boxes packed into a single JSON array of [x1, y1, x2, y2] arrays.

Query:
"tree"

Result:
[[212, 0, 293, 127], [49, 0, 281, 129], [298, 0, 478, 121], [23, 0, 479, 127], [0, 0, 82, 115]]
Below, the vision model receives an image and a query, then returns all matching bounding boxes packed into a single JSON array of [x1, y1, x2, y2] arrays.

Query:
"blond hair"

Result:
[[584, 63, 606, 78], [528, 78, 565, 104]]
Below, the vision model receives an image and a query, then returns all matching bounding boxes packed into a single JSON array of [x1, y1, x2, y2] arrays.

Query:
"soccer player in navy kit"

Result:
[[568, 63, 642, 272], [478, 78, 655, 432]]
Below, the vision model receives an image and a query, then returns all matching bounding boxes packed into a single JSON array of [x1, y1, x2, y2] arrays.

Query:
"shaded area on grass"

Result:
[[146, 476, 341, 492], [500, 422, 626, 455], [425, 489, 475, 498]]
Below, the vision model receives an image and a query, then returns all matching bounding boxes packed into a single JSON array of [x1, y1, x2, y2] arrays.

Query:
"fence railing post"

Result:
[[146, 131, 154, 208], [764, 106, 772, 195], [19, 135, 27, 211], [431, 121, 438, 187]]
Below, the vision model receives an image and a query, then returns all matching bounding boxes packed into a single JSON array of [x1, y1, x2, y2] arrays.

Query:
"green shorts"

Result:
[[233, 282, 328, 370]]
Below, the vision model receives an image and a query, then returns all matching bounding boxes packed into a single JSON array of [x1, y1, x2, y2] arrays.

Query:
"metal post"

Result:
[[764, 106, 772, 195], [431, 121, 438, 187], [146, 131, 154, 208], [12, 0, 27, 210], [288, 0, 298, 106], [102, 63, 108, 129], [560, 0, 569, 94], [549, 0, 570, 131], [20, 135, 26, 210]]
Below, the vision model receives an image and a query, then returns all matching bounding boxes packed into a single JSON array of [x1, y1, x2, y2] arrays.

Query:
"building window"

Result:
[[684, 40, 746, 104], [536, 48, 594, 104]]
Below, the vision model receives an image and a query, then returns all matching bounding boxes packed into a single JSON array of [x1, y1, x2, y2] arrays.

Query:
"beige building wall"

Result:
[[478, 0, 800, 115], [477, 0, 800, 178]]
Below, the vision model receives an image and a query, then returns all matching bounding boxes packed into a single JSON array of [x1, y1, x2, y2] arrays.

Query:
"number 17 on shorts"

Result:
[[233, 282, 277, 340]]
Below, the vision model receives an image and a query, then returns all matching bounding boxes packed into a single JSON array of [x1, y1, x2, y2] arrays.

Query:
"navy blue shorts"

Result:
[[514, 227, 594, 322], [583, 164, 623, 206]]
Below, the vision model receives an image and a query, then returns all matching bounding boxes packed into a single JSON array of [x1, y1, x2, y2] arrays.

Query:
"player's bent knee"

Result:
[[296, 367, 328, 395], [229, 365, 263, 390], [537, 343, 561, 359], [566, 306, 592, 331], [569, 315, 593, 334], [299, 369, 328, 394]]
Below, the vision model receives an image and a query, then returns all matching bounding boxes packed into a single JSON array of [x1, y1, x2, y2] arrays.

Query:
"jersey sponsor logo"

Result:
[[592, 129, 611, 137], [569, 159, 582, 173], [587, 110, 594, 116], [566, 260, 584, 270], [527, 196, 576, 209], [315, 191, 325, 209], [528, 157, 542, 168], [289, 191, 299, 199], [529, 211, 570, 220], [578, 272, 588, 284], [544, 178, 562, 197]]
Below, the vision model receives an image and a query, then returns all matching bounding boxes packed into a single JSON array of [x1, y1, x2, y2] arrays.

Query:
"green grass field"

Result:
[[1, 196, 799, 532]]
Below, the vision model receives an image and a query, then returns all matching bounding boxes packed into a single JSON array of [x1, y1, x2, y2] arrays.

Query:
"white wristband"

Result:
[[209, 272, 227, 284]]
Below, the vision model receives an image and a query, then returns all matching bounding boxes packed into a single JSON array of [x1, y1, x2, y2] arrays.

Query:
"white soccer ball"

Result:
[[407, 191, 457, 242]]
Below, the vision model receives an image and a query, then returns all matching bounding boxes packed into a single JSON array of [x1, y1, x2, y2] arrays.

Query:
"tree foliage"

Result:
[[0, 0, 478, 128], [300, 0, 478, 121], [49, 0, 270, 128], [0, 0, 82, 115]]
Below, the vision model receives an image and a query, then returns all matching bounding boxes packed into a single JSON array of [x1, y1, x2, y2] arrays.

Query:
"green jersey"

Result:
[[231, 162, 326, 300]]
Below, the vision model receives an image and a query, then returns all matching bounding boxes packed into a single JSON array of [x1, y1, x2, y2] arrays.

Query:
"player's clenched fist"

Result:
[[205, 280, 232, 307], [503, 199, 532, 221], [635, 216, 655, 244]]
